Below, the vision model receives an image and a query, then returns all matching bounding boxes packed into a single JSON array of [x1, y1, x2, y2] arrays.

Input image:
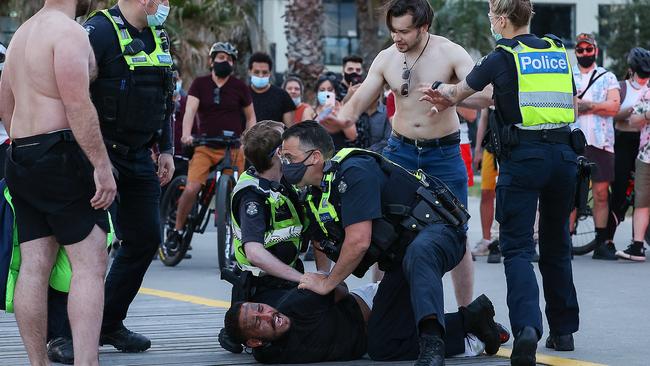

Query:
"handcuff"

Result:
[[429, 81, 443, 113]]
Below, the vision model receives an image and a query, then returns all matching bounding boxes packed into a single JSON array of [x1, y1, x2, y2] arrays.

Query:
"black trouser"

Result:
[[48, 148, 161, 338], [607, 130, 640, 240], [0, 142, 8, 180]]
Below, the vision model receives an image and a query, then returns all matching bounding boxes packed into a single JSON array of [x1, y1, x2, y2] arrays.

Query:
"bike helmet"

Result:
[[0, 42, 6, 72], [209, 42, 238, 61], [627, 47, 650, 75]]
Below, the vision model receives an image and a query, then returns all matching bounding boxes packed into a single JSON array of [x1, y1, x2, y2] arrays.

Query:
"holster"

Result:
[[575, 156, 595, 214]]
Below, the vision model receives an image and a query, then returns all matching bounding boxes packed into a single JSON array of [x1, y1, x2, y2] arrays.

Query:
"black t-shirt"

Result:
[[251, 85, 295, 122], [465, 34, 577, 126], [84, 7, 172, 151], [253, 289, 366, 363], [232, 174, 300, 264]]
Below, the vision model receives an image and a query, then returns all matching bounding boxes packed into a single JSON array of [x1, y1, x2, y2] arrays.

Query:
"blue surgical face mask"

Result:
[[174, 81, 182, 94], [251, 76, 270, 89], [317, 91, 330, 105], [292, 97, 301, 106], [490, 22, 502, 42], [146, 1, 170, 27]]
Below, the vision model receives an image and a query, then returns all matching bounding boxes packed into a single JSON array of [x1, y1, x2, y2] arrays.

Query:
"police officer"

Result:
[[281, 121, 501, 366], [420, 1, 579, 365], [218, 120, 314, 354], [47, 0, 175, 363]]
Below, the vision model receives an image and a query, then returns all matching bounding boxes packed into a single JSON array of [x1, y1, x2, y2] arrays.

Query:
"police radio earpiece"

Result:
[[104, 39, 145, 66]]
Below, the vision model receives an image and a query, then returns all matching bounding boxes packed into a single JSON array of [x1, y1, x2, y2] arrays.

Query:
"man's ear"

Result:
[[246, 338, 265, 348]]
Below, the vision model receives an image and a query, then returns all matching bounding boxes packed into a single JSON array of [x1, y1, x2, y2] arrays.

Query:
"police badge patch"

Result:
[[84, 25, 95, 34], [245, 202, 259, 217], [338, 180, 348, 194]]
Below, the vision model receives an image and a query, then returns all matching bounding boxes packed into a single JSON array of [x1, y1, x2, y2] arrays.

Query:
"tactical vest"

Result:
[[497, 36, 575, 127], [231, 171, 303, 276], [88, 9, 173, 137], [306, 148, 469, 277]]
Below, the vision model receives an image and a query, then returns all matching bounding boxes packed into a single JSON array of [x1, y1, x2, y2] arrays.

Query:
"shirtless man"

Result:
[[336, 0, 491, 307], [0, 1, 116, 365]]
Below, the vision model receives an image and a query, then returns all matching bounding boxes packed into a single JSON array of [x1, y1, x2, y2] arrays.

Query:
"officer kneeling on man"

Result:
[[277, 121, 503, 365]]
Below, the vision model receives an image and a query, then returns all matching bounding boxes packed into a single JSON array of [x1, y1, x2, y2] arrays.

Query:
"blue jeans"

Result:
[[496, 141, 579, 338], [383, 136, 468, 209]]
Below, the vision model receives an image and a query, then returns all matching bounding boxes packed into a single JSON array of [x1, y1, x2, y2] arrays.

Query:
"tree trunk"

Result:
[[356, 0, 385, 72], [285, 0, 324, 104]]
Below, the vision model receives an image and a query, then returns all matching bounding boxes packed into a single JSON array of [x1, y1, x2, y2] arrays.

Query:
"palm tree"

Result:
[[356, 0, 387, 72], [284, 0, 325, 103]]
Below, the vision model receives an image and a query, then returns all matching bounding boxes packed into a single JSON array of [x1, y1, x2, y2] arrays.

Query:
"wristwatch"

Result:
[[431, 81, 443, 90]]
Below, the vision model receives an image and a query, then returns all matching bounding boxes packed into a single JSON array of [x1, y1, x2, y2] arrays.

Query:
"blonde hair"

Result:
[[490, 0, 534, 28]]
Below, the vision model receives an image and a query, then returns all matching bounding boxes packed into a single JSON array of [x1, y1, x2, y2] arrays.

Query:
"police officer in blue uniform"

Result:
[[281, 121, 502, 366], [420, 1, 580, 365], [46, 1, 175, 363]]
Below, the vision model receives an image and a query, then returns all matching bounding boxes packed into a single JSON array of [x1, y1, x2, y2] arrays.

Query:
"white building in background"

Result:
[[256, 0, 630, 73]]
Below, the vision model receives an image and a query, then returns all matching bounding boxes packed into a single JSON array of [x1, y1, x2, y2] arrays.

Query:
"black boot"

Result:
[[545, 333, 574, 351], [46, 337, 74, 365], [100, 325, 151, 352], [219, 328, 243, 353], [459, 294, 500, 355], [415, 334, 445, 366], [511, 326, 538, 366]]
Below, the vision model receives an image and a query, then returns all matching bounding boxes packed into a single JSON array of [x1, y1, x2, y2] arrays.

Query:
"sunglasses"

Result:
[[575, 46, 595, 54], [213, 87, 220, 105], [401, 69, 411, 97]]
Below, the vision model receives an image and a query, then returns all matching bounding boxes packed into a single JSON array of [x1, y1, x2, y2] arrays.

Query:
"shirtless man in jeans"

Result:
[[336, 0, 492, 307], [0, 1, 116, 365]]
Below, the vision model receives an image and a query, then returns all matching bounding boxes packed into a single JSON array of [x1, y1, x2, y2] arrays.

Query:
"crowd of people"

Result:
[[0, 0, 649, 366]]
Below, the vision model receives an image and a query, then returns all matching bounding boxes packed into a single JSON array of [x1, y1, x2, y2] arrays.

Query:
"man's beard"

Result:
[[75, 0, 93, 18], [404, 30, 423, 53]]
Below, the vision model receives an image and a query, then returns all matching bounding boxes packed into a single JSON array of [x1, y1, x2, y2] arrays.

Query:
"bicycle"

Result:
[[158, 132, 240, 270], [571, 172, 635, 256]]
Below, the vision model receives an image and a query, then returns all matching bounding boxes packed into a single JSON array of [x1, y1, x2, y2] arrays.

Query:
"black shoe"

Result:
[[218, 328, 243, 354], [47, 337, 74, 365], [460, 294, 500, 355], [545, 333, 574, 351], [414, 334, 445, 366], [511, 326, 538, 366], [616, 241, 646, 262], [487, 240, 501, 264], [100, 326, 151, 352], [592, 241, 618, 260], [164, 230, 183, 252]]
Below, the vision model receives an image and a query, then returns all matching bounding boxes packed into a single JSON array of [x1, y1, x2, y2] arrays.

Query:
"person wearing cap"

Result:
[[167, 42, 256, 248], [608, 47, 650, 258], [571, 32, 621, 261], [420, 0, 582, 364], [45, 0, 178, 363], [0, 42, 9, 178]]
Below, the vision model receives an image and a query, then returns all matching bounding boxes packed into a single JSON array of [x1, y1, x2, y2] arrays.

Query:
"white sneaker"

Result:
[[471, 239, 491, 256]]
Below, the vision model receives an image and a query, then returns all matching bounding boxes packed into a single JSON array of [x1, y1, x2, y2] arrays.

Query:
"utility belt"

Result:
[[104, 138, 152, 157], [485, 120, 586, 160], [319, 176, 470, 277]]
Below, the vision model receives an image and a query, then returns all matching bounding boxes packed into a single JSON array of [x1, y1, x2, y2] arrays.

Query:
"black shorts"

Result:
[[4, 130, 110, 245], [585, 145, 615, 183]]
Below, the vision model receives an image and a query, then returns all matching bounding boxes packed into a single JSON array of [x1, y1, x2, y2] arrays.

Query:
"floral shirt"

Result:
[[571, 65, 620, 153], [634, 89, 650, 163]]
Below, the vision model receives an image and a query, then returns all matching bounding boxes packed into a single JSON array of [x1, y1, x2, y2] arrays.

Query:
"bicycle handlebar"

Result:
[[192, 135, 240, 147]]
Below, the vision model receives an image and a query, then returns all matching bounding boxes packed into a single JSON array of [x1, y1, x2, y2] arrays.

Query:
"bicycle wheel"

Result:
[[215, 173, 235, 271], [158, 175, 192, 266]]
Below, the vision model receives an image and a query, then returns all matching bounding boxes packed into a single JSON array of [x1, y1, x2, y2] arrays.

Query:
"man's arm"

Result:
[[419, 80, 480, 113], [181, 95, 199, 144], [449, 44, 493, 109], [54, 24, 115, 209], [298, 221, 371, 295], [473, 108, 488, 171], [577, 88, 620, 117], [337, 51, 387, 124], [630, 110, 649, 129], [0, 78, 14, 132], [244, 242, 304, 283], [282, 111, 294, 127], [243, 103, 256, 129]]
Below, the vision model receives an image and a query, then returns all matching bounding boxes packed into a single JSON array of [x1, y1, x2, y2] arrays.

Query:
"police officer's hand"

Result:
[[418, 85, 454, 115], [91, 164, 117, 210], [298, 272, 333, 295], [158, 153, 175, 186], [181, 135, 194, 146]]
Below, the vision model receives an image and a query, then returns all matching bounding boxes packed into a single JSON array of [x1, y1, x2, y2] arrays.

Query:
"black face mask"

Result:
[[637, 70, 650, 79], [576, 55, 596, 68], [213, 61, 232, 78], [281, 150, 315, 185], [344, 72, 362, 86]]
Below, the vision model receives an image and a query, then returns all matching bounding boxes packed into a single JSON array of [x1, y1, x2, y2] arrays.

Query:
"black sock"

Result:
[[633, 241, 644, 248], [419, 318, 443, 337], [595, 227, 607, 243]]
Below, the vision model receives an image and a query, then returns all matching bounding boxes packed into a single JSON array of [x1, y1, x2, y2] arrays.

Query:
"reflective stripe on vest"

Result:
[[90, 10, 173, 70], [231, 172, 303, 272], [497, 37, 575, 126]]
